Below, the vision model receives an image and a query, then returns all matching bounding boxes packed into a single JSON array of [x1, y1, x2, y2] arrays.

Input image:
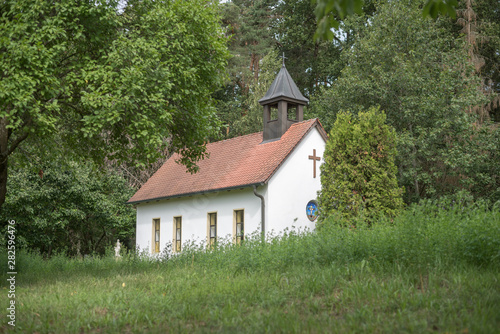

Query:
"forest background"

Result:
[[1, 0, 499, 257]]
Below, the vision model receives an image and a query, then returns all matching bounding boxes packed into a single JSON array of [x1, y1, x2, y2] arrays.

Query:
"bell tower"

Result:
[[258, 62, 309, 141]]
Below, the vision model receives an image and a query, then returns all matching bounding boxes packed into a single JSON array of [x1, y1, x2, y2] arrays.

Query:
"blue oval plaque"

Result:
[[306, 200, 319, 222]]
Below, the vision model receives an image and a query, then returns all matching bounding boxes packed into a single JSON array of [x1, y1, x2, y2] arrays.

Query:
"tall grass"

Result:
[[1, 200, 499, 333], [163, 199, 500, 274], [2, 199, 499, 284]]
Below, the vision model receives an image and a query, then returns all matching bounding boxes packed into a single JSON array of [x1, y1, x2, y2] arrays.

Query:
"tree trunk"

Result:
[[408, 123, 419, 199], [0, 117, 9, 209], [0, 114, 30, 210], [254, 54, 260, 82]]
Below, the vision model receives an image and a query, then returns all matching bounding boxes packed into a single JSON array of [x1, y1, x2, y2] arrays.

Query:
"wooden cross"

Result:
[[308, 149, 320, 178]]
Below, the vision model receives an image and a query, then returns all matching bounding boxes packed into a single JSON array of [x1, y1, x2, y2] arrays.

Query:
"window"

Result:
[[153, 218, 160, 253], [208, 212, 217, 246], [174, 216, 182, 252], [234, 209, 244, 244]]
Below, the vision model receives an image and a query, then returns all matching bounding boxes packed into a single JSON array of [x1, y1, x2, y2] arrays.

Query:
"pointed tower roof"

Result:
[[258, 65, 309, 105]]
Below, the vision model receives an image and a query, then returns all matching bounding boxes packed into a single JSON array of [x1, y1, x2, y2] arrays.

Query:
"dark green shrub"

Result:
[[318, 107, 404, 224]]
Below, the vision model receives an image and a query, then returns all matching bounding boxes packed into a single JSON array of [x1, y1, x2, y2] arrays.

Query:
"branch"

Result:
[[6, 131, 29, 158], [332, 34, 343, 45], [94, 227, 108, 253], [3, 117, 33, 161], [58, 51, 80, 67], [120, 164, 142, 185], [60, 101, 84, 116]]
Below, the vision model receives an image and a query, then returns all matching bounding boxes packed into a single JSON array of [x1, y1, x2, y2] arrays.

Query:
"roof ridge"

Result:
[[209, 119, 314, 147], [289, 118, 317, 127]]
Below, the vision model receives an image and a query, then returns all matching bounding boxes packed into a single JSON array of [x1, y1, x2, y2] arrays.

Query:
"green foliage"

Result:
[[319, 107, 404, 222], [458, 0, 500, 122], [1, 203, 499, 332], [222, 0, 277, 89], [79, 0, 230, 170], [216, 0, 278, 138], [0, 159, 136, 256], [422, 0, 458, 19], [313, 0, 458, 40], [313, 0, 364, 40], [310, 0, 491, 203], [230, 50, 282, 136], [276, 0, 346, 96], [446, 123, 500, 203], [0, 0, 230, 207]]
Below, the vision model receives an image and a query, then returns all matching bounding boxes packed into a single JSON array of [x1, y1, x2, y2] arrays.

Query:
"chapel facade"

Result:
[[128, 63, 327, 254]]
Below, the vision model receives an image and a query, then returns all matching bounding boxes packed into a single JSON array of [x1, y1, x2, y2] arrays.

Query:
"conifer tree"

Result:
[[318, 107, 403, 223]]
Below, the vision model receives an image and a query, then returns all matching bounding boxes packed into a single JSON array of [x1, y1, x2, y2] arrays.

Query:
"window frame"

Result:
[[233, 209, 244, 244], [207, 212, 217, 246], [173, 216, 182, 253], [152, 218, 160, 254]]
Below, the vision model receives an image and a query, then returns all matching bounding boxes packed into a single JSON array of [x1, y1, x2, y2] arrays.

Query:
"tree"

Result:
[[313, 0, 458, 40], [0, 157, 136, 256], [231, 50, 282, 136], [0, 0, 230, 208], [318, 107, 403, 222], [310, 0, 488, 203], [216, 0, 278, 138], [275, 0, 354, 96], [455, 0, 500, 122], [222, 0, 278, 91]]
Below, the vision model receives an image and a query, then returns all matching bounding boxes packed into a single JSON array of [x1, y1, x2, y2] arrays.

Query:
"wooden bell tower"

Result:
[[258, 62, 309, 141]]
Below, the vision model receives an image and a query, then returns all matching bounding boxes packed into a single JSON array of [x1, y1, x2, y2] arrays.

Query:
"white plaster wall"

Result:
[[136, 187, 267, 253], [266, 127, 326, 234]]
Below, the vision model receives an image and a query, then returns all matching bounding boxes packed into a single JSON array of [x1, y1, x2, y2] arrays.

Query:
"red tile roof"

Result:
[[127, 118, 327, 204]]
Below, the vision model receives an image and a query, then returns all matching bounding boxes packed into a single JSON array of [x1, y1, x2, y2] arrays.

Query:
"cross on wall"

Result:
[[308, 149, 321, 178]]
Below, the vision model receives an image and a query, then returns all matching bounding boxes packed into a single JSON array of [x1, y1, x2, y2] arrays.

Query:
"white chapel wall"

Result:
[[266, 127, 325, 234], [136, 187, 267, 253]]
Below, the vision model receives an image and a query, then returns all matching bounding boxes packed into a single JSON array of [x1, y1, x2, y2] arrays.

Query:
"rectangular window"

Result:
[[153, 218, 160, 253], [287, 103, 298, 120], [208, 212, 217, 246], [235, 209, 244, 244], [174, 216, 182, 252]]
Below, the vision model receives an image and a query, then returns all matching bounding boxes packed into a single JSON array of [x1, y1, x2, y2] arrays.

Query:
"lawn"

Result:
[[1, 200, 499, 333]]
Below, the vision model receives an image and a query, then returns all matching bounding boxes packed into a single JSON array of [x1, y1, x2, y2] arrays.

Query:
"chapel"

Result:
[[127, 63, 327, 254]]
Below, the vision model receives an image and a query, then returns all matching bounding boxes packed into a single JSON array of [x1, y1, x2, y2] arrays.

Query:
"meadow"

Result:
[[1, 199, 499, 333]]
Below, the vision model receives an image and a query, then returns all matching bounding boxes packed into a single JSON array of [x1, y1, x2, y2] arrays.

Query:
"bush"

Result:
[[318, 107, 404, 224], [0, 160, 136, 257]]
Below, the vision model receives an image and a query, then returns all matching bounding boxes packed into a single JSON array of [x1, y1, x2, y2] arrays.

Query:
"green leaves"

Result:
[[313, 0, 364, 40], [422, 0, 458, 19], [77, 0, 229, 170], [313, 0, 458, 41], [310, 1, 490, 203], [1, 158, 136, 256], [1, 0, 230, 209], [319, 107, 404, 223]]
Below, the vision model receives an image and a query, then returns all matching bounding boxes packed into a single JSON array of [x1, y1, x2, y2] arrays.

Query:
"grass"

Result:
[[1, 200, 499, 333]]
